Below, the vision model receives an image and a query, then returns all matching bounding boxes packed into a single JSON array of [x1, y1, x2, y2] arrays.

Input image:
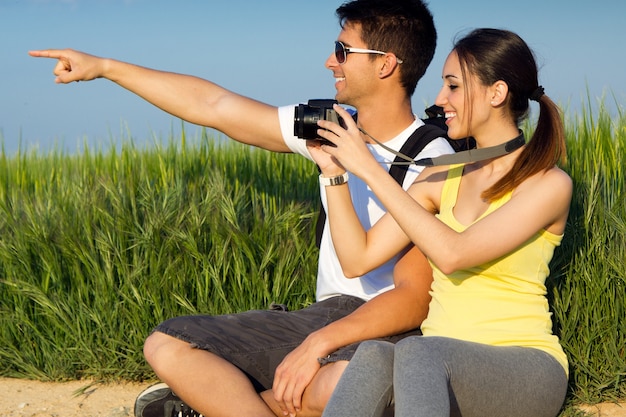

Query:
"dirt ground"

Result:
[[0, 378, 146, 417], [0, 377, 624, 417]]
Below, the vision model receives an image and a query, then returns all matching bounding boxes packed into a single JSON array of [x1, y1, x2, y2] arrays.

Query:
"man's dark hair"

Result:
[[336, 0, 437, 97]]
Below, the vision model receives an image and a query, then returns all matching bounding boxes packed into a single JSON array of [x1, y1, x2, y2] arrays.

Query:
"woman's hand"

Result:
[[316, 104, 379, 180], [305, 139, 346, 178]]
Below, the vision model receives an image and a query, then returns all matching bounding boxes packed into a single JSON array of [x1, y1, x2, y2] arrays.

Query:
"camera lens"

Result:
[[294, 104, 323, 139]]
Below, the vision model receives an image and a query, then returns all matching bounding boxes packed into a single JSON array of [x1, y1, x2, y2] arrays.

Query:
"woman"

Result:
[[309, 28, 571, 417]]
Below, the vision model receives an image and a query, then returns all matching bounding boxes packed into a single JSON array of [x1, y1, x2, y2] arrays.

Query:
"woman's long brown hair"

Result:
[[454, 28, 566, 201]]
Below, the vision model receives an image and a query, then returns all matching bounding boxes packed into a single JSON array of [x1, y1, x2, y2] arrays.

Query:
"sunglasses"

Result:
[[334, 41, 404, 65]]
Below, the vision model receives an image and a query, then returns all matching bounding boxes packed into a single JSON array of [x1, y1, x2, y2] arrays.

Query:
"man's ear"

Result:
[[379, 53, 402, 78]]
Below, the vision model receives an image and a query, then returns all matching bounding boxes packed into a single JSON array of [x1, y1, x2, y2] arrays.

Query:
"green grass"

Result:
[[0, 130, 320, 381], [0, 98, 624, 416], [548, 96, 626, 408]]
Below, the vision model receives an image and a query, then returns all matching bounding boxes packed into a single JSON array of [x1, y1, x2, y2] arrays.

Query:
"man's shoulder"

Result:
[[402, 120, 454, 159]]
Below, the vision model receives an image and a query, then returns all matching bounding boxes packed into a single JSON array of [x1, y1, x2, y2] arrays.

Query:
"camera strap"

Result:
[[360, 128, 526, 166]]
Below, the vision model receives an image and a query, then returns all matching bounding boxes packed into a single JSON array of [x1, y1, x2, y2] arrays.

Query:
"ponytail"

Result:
[[482, 93, 566, 201]]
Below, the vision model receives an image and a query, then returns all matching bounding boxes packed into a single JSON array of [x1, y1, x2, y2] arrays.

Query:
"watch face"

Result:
[[320, 172, 348, 186]]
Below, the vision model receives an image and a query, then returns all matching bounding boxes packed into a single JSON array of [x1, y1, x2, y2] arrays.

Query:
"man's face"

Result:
[[326, 22, 381, 107]]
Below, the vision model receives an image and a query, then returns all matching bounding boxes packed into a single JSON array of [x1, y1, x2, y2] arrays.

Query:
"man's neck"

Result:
[[356, 100, 415, 143]]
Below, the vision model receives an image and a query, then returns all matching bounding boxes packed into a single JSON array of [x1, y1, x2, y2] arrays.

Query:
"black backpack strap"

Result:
[[315, 206, 326, 248], [315, 166, 326, 248], [388, 123, 447, 186], [315, 123, 446, 248]]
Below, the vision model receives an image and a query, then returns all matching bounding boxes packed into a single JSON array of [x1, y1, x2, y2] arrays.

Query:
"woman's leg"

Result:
[[393, 336, 568, 417], [393, 336, 450, 417], [322, 340, 395, 417]]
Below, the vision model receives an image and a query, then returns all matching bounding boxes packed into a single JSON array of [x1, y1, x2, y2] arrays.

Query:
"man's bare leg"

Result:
[[261, 361, 348, 417], [144, 331, 275, 417]]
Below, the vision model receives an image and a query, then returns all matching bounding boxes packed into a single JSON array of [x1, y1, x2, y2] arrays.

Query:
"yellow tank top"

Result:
[[420, 164, 568, 374]]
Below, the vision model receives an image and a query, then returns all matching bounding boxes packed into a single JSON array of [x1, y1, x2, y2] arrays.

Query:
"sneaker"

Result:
[[134, 382, 204, 417]]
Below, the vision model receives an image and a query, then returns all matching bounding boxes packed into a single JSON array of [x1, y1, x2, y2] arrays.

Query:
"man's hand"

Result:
[[306, 139, 346, 178], [29, 49, 105, 84], [272, 335, 327, 416]]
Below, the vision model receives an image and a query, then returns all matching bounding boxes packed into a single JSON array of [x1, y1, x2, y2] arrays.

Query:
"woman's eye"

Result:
[[448, 84, 458, 90]]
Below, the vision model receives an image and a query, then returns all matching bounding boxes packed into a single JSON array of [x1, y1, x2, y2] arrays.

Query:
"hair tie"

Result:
[[530, 86, 545, 102]]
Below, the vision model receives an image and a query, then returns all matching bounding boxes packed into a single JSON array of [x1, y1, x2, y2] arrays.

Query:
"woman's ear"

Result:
[[489, 80, 509, 106]]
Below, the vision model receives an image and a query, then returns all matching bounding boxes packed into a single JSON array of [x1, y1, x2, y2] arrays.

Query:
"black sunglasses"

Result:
[[334, 41, 403, 64]]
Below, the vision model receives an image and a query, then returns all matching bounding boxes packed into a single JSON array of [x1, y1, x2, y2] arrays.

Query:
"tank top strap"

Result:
[[439, 164, 465, 215]]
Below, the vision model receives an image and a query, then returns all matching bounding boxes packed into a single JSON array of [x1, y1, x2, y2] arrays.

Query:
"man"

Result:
[[30, 1, 451, 416]]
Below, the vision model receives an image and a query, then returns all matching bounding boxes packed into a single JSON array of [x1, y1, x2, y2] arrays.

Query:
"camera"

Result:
[[294, 99, 344, 140]]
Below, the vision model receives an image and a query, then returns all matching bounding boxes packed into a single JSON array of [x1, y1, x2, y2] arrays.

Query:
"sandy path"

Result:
[[0, 377, 625, 417], [0, 377, 147, 417]]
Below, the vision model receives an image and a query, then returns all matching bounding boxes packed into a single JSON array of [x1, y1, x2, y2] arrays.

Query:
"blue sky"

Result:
[[1, 0, 624, 155]]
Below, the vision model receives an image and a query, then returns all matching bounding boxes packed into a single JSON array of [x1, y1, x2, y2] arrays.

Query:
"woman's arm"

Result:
[[306, 134, 415, 277], [317, 105, 573, 274]]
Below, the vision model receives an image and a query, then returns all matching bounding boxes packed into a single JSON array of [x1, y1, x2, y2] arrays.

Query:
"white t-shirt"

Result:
[[278, 104, 454, 301]]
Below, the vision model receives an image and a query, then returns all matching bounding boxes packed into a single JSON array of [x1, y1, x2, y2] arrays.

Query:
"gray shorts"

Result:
[[153, 295, 421, 391]]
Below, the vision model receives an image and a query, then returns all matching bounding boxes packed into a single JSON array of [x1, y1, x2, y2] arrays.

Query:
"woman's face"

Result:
[[435, 51, 492, 140]]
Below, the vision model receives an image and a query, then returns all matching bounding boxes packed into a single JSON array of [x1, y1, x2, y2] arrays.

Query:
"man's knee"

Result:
[[143, 331, 187, 371], [143, 331, 164, 362], [262, 361, 350, 417], [303, 360, 349, 416]]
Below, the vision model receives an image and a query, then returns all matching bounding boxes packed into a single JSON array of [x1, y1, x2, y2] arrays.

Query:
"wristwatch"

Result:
[[319, 172, 349, 186]]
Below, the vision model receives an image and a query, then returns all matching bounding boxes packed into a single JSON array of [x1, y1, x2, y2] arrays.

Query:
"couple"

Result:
[[30, 1, 570, 416]]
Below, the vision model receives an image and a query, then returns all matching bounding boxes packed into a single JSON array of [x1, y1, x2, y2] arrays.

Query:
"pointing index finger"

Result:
[[28, 49, 63, 58]]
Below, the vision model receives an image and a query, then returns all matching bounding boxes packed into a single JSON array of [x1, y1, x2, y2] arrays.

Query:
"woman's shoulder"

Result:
[[538, 166, 572, 192], [409, 164, 462, 214], [514, 166, 572, 233], [517, 165, 572, 194]]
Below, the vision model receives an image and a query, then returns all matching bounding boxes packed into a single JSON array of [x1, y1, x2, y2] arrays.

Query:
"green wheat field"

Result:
[[0, 98, 624, 416]]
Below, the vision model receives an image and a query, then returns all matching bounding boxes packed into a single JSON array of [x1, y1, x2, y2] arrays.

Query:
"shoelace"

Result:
[[172, 402, 204, 417]]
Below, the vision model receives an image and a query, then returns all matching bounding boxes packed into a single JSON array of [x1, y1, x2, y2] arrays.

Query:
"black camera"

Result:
[[294, 99, 343, 140]]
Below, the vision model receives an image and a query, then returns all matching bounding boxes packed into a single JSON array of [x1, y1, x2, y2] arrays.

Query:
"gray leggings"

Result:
[[322, 336, 568, 417]]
